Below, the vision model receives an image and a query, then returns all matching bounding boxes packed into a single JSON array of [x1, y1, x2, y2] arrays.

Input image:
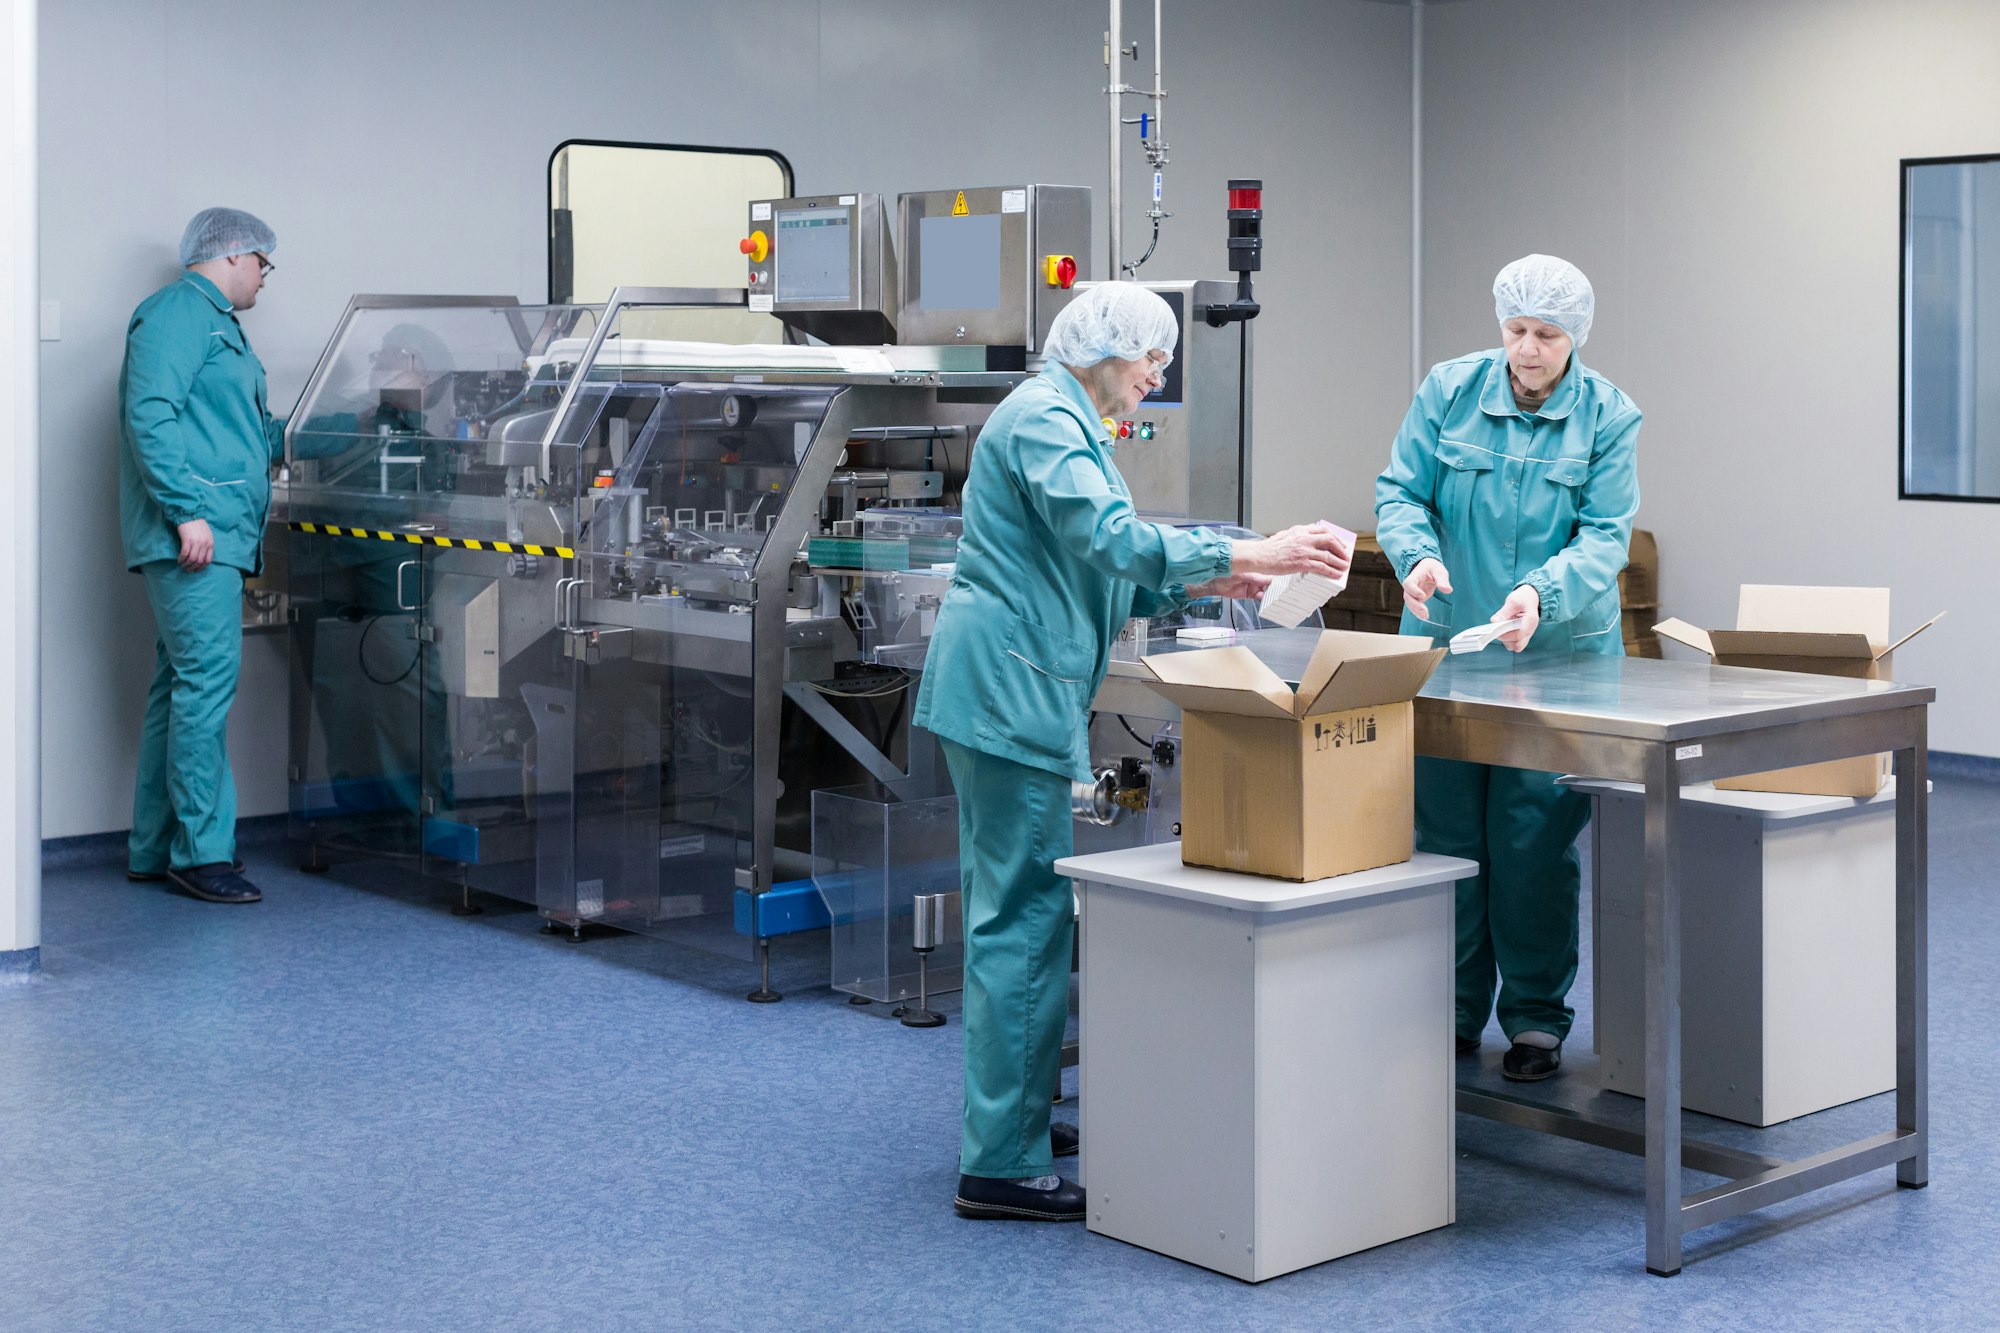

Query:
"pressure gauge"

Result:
[[721, 393, 757, 429]]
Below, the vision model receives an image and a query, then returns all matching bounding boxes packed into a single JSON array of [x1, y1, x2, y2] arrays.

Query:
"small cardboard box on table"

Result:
[[1139, 631, 1446, 880], [1653, 586, 1941, 798]]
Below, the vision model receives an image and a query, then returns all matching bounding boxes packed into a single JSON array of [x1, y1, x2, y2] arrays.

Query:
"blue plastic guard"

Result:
[[734, 878, 833, 939]]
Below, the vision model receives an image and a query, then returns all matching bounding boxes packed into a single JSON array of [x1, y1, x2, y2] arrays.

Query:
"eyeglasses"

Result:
[[250, 253, 274, 278], [1143, 351, 1172, 380]]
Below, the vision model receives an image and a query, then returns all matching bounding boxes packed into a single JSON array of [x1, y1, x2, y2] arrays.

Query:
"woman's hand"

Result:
[[1186, 573, 1272, 601], [1401, 557, 1452, 621], [1493, 584, 1541, 652], [1229, 523, 1352, 580]]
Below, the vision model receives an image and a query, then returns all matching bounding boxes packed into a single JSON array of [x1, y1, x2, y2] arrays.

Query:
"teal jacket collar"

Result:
[[181, 271, 235, 315], [1042, 361, 1114, 447], [1479, 348, 1583, 421]]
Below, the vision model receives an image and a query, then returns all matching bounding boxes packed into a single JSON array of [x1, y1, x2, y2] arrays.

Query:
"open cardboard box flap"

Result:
[[1140, 645, 1300, 720], [1656, 606, 1944, 664], [1142, 630, 1443, 719]]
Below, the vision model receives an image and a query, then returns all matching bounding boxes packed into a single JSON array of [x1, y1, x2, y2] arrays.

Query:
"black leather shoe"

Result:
[[953, 1173, 1086, 1222], [130, 857, 244, 882], [167, 864, 263, 904], [1456, 1034, 1481, 1056], [1502, 1041, 1563, 1081], [1051, 1121, 1079, 1158]]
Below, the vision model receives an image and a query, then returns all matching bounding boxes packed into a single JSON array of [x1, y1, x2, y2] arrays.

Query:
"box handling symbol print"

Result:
[[1313, 716, 1379, 750]]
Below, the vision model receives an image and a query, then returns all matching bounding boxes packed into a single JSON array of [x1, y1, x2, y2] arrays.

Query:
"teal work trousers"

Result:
[[940, 737, 1075, 1180], [1415, 756, 1589, 1043], [130, 559, 245, 873]]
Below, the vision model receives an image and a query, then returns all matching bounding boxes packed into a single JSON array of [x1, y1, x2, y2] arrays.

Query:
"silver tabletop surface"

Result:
[[1106, 627, 1936, 743]]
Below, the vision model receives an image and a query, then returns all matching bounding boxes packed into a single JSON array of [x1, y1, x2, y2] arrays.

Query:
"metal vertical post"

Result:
[[1642, 741, 1683, 1276], [1895, 727, 1929, 1187], [1410, 0, 1424, 394], [1107, 0, 1123, 278]]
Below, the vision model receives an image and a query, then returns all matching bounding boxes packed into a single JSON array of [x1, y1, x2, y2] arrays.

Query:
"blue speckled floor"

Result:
[[4, 777, 1997, 1331]]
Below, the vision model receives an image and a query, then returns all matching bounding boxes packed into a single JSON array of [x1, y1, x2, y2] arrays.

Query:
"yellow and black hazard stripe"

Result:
[[288, 522, 574, 561]]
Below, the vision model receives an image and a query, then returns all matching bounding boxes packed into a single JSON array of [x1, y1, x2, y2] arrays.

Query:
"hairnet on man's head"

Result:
[[1493, 254, 1594, 347], [180, 208, 277, 267], [1042, 282, 1179, 369]]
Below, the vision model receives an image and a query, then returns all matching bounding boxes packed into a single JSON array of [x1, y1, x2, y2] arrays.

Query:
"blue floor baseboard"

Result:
[[1928, 750, 2000, 782], [0, 947, 40, 985], [41, 812, 290, 871]]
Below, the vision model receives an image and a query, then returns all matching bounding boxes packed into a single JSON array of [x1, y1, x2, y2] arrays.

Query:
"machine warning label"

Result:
[[951, 191, 969, 216]]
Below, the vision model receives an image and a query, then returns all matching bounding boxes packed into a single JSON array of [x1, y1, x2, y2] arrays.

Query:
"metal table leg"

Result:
[[1896, 730, 1929, 1189], [1643, 741, 1684, 1276]]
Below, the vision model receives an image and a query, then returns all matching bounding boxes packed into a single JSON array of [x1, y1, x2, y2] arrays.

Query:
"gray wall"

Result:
[[1421, 0, 2000, 756], [39, 0, 1414, 839]]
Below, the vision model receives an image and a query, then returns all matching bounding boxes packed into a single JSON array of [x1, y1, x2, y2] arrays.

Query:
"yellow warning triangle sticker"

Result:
[[951, 191, 969, 217]]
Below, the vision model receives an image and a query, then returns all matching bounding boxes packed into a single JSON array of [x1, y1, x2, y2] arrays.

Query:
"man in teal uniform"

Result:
[[915, 282, 1352, 1220], [1376, 254, 1641, 1080], [120, 208, 285, 904]]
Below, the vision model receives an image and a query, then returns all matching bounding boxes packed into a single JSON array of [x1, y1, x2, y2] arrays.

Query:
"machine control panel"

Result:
[[742, 193, 897, 344]]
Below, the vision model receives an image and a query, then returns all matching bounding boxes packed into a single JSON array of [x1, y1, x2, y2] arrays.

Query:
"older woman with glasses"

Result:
[[915, 281, 1351, 1222]]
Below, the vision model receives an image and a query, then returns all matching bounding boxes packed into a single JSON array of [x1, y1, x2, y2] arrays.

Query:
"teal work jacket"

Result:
[[1375, 349, 1641, 655], [913, 363, 1234, 781], [119, 272, 286, 575]]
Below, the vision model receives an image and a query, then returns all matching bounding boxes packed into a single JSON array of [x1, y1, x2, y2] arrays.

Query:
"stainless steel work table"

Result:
[[1099, 628, 1932, 1276]]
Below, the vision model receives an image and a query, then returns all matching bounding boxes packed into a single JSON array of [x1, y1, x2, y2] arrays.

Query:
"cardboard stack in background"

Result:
[[1140, 631, 1446, 881], [1654, 586, 1942, 798], [1320, 530, 1662, 655], [1620, 529, 1662, 658]]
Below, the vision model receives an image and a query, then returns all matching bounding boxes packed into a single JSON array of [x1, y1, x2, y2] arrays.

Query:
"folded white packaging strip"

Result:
[[1257, 522, 1358, 628]]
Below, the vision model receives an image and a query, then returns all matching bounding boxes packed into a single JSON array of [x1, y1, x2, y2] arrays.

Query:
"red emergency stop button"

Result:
[[1044, 254, 1078, 289], [740, 230, 769, 263], [1117, 420, 1133, 439]]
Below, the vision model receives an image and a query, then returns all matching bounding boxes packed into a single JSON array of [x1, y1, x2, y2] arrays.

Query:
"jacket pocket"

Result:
[[1544, 456, 1589, 528], [978, 614, 1092, 767], [1435, 438, 1496, 539], [1566, 584, 1620, 649]]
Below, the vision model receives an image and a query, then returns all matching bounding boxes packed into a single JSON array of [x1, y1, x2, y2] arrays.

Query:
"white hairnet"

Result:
[[1493, 254, 1594, 347], [1042, 282, 1179, 369], [180, 207, 277, 267]]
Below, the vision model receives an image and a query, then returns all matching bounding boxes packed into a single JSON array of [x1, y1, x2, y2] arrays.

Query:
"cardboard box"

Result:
[[1140, 632, 1446, 881], [1328, 573, 1407, 615], [1619, 528, 1659, 609], [1655, 586, 1941, 798]]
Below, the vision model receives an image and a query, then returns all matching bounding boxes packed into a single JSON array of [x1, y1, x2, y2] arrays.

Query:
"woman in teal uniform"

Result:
[[1375, 254, 1641, 1081], [915, 282, 1351, 1221]]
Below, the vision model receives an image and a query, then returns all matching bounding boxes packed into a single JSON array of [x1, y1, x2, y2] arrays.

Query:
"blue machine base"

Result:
[[734, 880, 832, 939]]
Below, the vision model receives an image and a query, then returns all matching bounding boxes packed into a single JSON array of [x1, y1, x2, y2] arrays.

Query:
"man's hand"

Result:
[[1493, 584, 1541, 652], [1187, 573, 1272, 601], [1402, 557, 1453, 621], [176, 519, 215, 571]]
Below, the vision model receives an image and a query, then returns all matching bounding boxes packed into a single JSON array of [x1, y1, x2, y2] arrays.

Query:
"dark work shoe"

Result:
[[953, 1173, 1086, 1222], [1051, 1121, 1079, 1158], [1456, 1034, 1481, 1057], [167, 863, 263, 904], [1502, 1041, 1563, 1081], [129, 857, 244, 883]]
